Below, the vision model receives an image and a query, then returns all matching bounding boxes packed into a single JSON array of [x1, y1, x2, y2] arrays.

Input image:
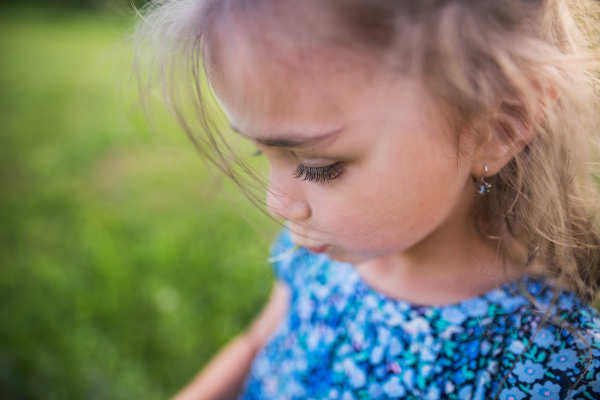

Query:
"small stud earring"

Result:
[[474, 165, 492, 195]]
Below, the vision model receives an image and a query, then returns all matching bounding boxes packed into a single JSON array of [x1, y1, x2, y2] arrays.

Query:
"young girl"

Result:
[[135, 0, 600, 399]]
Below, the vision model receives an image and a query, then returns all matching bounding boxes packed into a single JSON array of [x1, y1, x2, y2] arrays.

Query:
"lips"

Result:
[[289, 230, 330, 254], [305, 244, 330, 254]]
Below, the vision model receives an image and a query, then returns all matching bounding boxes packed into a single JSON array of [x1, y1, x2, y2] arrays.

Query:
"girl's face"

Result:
[[209, 40, 482, 265]]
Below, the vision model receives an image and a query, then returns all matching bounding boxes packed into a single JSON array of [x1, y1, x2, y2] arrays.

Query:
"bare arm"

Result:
[[172, 281, 290, 400]]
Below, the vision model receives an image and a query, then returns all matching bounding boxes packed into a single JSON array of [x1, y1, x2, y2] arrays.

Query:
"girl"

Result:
[[135, 0, 600, 399]]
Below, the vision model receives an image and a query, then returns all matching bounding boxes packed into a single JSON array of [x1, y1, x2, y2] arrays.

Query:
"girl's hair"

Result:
[[134, 0, 600, 397]]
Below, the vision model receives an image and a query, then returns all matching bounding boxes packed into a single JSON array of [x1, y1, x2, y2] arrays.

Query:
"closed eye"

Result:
[[293, 163, 344, 184]]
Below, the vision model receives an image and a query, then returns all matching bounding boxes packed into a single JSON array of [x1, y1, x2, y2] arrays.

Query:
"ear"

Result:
[[473, 70, 560, 177]]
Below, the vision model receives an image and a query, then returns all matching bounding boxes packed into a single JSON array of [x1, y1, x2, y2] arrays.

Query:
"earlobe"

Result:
[[474, 140, 516, 178], [474, 110, 529, 178]]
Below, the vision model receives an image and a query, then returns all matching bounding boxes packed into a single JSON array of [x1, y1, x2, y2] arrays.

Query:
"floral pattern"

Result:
[[238, 230, 600, 400]]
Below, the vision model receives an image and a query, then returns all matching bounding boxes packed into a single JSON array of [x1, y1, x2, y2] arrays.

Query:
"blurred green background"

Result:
[[0, 1, 277, 399]]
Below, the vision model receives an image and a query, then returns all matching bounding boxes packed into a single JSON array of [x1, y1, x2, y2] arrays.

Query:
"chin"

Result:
[[323, 247, 372, 265]]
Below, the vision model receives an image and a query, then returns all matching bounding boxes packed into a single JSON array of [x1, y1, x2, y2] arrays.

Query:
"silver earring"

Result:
[[474, 165, 492, 195]]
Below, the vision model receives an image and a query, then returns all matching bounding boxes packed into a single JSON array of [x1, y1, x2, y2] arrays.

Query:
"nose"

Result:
[[266, 185, 311, 221]]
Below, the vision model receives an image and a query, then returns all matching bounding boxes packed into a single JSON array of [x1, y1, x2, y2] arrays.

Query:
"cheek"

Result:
[[308, 136, 471, 254]]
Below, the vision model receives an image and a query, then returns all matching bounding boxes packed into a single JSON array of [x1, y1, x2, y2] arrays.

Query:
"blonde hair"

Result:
[[134, 0, 600, 397]]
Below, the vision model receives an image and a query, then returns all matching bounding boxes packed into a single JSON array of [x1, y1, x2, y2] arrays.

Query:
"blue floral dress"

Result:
[[238, 230, 600, 400]]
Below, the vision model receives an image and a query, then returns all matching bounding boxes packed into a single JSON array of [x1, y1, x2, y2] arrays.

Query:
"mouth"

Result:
[[289, 230, 330, 254], [305, 244, 330, 254]]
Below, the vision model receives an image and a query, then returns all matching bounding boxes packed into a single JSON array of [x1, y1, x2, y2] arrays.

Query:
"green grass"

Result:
[[0, 6, 277, 399]]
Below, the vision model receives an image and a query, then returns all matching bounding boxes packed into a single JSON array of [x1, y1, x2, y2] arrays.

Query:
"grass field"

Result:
[[0, 6, 277, 399]]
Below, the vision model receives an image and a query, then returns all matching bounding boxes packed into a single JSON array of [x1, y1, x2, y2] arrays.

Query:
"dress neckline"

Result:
[[330, 257, 554, 326], [349, 264, 534, 309]]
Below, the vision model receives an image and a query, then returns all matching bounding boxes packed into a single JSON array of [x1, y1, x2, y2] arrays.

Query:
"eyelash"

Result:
[[253, 148, 344, 184], [293, 163, 344, 184]]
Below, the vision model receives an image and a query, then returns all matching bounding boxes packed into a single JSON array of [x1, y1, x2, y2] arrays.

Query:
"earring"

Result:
[[474, 165, 492, 195]]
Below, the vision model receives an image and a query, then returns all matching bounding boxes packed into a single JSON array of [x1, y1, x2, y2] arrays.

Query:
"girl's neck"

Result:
[[354, 188, 528, 307]]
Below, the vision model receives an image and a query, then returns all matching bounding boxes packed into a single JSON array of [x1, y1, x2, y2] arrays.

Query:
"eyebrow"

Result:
[[230, 123, 343, 149]]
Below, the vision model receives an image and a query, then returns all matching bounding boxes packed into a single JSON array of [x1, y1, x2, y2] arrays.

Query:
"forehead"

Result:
[[204, 25, 375, 141]]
